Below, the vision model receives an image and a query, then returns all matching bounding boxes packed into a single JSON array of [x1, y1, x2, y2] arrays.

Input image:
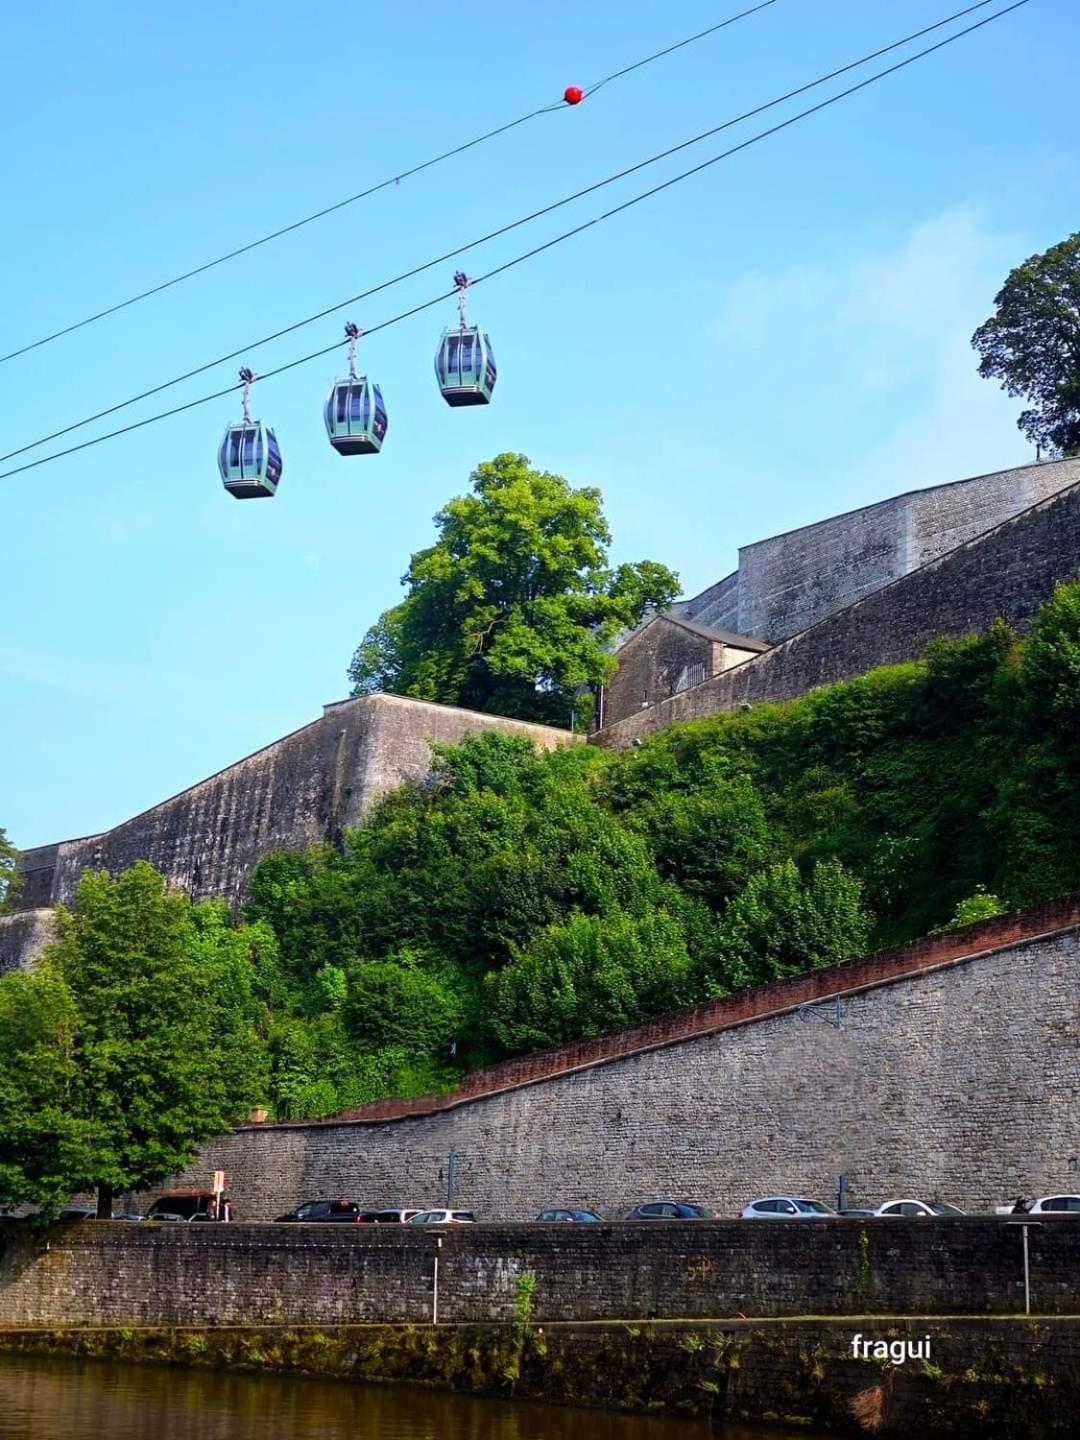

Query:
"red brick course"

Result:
[[247, 894, 1080, 1130]]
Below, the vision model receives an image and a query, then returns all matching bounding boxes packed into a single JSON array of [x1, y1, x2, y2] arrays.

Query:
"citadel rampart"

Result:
[[0, 695, 575, 972], [598, 472, 1080, 745], [9, 460, 1079, 973], [162, 898, 1080, 1221], [677, 456, 1080, 643]]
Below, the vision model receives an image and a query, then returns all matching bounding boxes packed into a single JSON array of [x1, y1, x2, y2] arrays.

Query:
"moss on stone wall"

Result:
[[0, 1319, 1077, 1438]]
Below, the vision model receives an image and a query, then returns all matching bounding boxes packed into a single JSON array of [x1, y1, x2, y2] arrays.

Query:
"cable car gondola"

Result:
[[218, 367, 283, 499], [325, 322, 388, 455], [435, 271, 496, 407]]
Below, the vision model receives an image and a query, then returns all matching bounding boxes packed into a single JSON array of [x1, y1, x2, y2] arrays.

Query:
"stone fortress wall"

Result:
[[7, 455, 1080, 970], [598, 464, 1080, 745], [164, 899, 1080, 1222], [5, 456, 1080, 1248], [0, 695, 576, 973], [676, 457, 1080, 643]]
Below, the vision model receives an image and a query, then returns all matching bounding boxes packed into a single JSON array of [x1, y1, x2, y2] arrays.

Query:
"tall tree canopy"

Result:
[[0, 864, 269, 1217], [347, 452, 679, 725], [972, 231, 1080, 456]]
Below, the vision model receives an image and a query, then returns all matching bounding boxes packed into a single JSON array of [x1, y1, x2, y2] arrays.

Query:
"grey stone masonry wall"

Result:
[[2, 1217, 1078, 1327], [15, 695, 576, 915], [680, 457, 1080, 644], [601, 617, 717, 728], [165, 921, 1080, 1222], [601, 616, 766, 729], [598, 474, 1080, 747], [675, 569, 739, 631], [0, 909, 56, 976]]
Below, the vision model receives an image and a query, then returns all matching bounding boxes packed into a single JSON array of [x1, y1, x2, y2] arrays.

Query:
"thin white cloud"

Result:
[[714, 207, 1036, 503]]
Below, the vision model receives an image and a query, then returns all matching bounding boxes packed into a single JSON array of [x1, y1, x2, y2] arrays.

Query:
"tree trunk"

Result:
[[95, 1183, 114, 1220]]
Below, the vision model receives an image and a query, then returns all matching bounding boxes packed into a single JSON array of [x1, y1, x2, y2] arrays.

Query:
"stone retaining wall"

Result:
[[2, 1218, 1077, 1328], [158, 907, 1080, 1221]]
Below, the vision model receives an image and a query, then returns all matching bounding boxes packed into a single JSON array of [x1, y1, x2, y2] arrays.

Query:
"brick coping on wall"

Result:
[[242, 894, 1080, 1132]]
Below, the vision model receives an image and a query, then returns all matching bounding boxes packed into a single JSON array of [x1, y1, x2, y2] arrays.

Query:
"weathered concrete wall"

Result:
[[0, 908, 56, 975], [680, 457, 1080, 643], [15, 695, 575, 916], [2, 1217, 1077, 1327], [161, 906, 1080, 1222], [598, 475, 1080, 747]]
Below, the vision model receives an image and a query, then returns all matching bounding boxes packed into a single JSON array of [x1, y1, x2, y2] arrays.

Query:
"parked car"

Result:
[[874, 1198, 965, 1217], [625, 1201, 712, 1220], [536, 1207, 604, 1222], [54, 1205, 143, 1221], [274, 1199, 363, 1223], [405, 1209, 476, 1224], [145, 1190, 231, 1222], [358, 1208, 422, 1223], [741, 1196, 837, 1218], [837, 1208, 877, 1218], [1025, 1195, 1080, 1214]]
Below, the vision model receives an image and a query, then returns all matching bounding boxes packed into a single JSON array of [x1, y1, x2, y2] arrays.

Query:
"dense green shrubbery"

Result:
[[239, 579, 1080, 1118], [7, 580, 1079, 1151]]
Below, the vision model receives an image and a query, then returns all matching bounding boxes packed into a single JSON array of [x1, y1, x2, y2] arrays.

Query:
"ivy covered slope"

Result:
[[242, 579, 1080, 1120]]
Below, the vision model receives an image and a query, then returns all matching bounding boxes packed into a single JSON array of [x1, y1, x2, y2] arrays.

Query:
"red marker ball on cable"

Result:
[[564, 85, 584, 105]]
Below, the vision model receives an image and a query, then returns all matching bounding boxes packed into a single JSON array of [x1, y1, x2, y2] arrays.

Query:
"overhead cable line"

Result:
[[0, 0, 1010, 467], [0, 0, 778, 368], [0, 0, 1030, 485]]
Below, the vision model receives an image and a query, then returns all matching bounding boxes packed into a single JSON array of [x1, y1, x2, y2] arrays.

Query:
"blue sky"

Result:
[[2, 0, 1076, 850]]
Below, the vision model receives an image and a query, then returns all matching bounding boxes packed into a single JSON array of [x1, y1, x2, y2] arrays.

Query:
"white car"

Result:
[[404, 1208, 476, 1224], [741, 1196, 837, 1219], [1025, 1195, 1080, 1214], [875, 1199, 965, 1218]]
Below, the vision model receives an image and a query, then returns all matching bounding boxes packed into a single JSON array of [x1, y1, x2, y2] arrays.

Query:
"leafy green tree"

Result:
[[930, 887, 1007, 934], [0, 863, 266, 1217], [266, 1010, 459, 1120], [628, 772, 778, 906], [986, 582, 1080, 906], [347, 453, 679, 725], [488, 907, 696, 1054], [345, 958, 465, 1052], [712, 859, 872, 992], [0, 966, 87, 1215], [972, 232, 1080, 455], [0, 826, 20, 913], [268, 1014, 353, 1121], [1019, 579, 1080, 735]]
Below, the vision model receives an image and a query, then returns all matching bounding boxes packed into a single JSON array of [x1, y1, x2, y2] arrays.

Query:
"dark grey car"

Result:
[[625, 1201, 712, 1220]]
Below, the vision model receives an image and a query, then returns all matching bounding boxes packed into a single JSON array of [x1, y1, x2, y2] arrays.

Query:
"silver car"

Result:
[[405, 1209, 476, 1225], [874, 1198, 965, 1217], [742, 1196, 837, 1219]]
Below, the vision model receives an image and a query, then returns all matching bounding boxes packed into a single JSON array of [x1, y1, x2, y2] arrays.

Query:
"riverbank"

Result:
[[1, 1316, 1076, 1437]]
